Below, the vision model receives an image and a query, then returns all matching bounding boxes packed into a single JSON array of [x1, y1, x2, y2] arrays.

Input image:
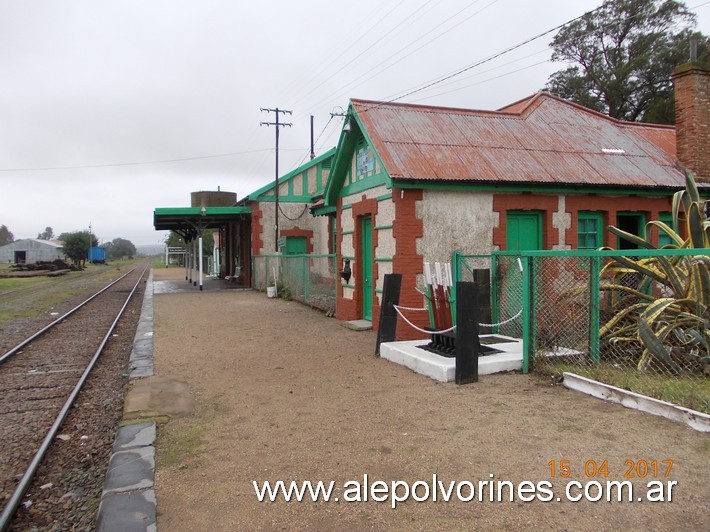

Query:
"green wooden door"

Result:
[[284, 237, 307, 297], [285, 236, 306, 255], [506, 211, 542, 251], [361, 216, 373, 321]]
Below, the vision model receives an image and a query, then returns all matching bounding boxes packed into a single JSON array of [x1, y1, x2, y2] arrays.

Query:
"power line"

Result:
[[260, 107, 292, 252], [0, 148, 275, 172]]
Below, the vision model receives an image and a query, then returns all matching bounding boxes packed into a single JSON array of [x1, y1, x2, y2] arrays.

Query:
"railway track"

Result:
[[0, 263, 150, 530]]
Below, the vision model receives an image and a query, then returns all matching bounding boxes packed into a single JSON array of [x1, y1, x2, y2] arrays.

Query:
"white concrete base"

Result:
[[563, 372, 710, 433], [379, 335, 523, 382]]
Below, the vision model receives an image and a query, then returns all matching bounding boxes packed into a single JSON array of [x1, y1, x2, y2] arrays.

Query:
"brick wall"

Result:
[[673, 63, 710, 183]]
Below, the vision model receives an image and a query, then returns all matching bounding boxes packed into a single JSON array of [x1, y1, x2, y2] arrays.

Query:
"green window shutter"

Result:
[[577, 211, 603, 249], [658, 212, 674, 247]]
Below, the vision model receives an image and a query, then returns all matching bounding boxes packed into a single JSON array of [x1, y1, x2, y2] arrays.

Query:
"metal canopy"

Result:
[[153, 206, 251, 240]]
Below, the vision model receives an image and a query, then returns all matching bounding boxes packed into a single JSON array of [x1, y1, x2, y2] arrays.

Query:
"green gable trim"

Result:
[[340, 173, 388, 198], [324, 103, 392, 206], [376, 193, 393, 202], [247, 147, 336, 202], [341, 203, 353, 210], [343, 284, 356, 289], [375, 257, 393, 262], [374, 224, 393, 231], [392, 179, 682, 197], [341, 230, 355, 236]]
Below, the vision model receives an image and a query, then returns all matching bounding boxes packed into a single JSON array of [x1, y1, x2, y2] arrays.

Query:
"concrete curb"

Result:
[[562, 372, 710, 433], [97, 270, 157, 531]]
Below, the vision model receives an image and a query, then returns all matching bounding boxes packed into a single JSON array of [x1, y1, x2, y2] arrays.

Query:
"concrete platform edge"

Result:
[[563, 372, 710, 433], [97, 269, 157, 531]]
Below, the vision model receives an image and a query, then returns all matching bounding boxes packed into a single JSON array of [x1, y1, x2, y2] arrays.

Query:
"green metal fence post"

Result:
[[589, 255, 601, 364], [490, 253, 499, 334], [451, 251, 461, 324], [522, 255, 532, 374]]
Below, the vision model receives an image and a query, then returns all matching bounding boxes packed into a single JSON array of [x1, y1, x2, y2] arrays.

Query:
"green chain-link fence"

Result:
[[454, 249, 709, 413], [253, 254, 337, 313]]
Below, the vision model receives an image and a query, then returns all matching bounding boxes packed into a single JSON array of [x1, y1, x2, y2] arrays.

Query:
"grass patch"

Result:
[[539, 362, 710, 414], [157, 425, 204, 468], [0, 276, 52, 292]]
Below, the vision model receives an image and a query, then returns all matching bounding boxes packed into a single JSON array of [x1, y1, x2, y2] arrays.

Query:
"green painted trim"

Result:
[[311, 205, 336, 216], [392, 180, 682, 197], [492, 248, 710, 258], [154, 206, 251, 215], [341, 203, 353, 210], [341, 230, 355, 235], [375, 289, 384, 294], [374, 224, 393, 230], [342, 255, 355, 260], [247, 147, 336, 201], [376, 193, 393, 202], [374, 257, 393, 262], [339, 172, 388, 197], [342, 283, 356, 289], [324, 104, 392, 206], [578, 211, 604, 249]]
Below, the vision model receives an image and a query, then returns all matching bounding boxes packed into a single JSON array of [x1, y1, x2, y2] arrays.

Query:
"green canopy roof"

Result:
[[153, 206, 251, 238]]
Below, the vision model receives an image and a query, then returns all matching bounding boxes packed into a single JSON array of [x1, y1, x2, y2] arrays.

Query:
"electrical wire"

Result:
[[0, 148, 274, 172]]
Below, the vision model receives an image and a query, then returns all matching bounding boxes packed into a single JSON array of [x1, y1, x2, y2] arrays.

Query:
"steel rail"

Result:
[[0, 263, 150, 531], [0, 268, 136, 365]]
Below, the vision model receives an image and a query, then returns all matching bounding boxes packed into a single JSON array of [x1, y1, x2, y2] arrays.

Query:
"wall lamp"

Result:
[[339, 258, 351, 283]]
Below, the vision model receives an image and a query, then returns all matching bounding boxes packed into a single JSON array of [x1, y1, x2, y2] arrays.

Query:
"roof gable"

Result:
[[246, 147, 336, 203], [347, 93, 682, 190]]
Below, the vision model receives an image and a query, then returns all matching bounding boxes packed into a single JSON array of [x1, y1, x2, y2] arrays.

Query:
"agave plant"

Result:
[[599, 169, 709, 375]]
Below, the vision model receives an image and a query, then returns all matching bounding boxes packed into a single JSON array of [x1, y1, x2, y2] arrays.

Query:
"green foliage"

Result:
[[164, 230, 214, 256], [105, 237, 136, 260], [37, 226, 54, 240], [59, 230, 97, 267], [600, 170, 709, 375], [546, 0, 708, 123], [276, 280, 292, 301], [0, 224, 14, 246]]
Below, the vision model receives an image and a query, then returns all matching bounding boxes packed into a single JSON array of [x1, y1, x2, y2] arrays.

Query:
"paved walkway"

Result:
[[102, 268, 710, 531]]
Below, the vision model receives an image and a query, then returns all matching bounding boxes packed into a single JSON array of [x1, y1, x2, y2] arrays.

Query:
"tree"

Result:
[[105, 237, 137, 260], [165, 230, 214, 256], [59, 231, 97, 267], [0, 225, 14, 246], [545, 0, 708, 123], [37, 226, 54, 240]]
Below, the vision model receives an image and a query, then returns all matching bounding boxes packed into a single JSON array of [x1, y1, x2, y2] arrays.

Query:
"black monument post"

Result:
[[455, 281, 480, 384], [375, 273, 402, 355]]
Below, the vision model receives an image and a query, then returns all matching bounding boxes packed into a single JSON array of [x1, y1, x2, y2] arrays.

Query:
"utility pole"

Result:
[[260, 107, 292, 252]]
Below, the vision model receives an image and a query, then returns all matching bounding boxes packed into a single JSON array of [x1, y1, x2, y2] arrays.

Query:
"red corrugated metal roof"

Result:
[[351, 93, 682, 189]]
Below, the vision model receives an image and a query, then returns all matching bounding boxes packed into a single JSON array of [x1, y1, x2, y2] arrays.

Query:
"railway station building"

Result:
[[154, 59, 708, 341]]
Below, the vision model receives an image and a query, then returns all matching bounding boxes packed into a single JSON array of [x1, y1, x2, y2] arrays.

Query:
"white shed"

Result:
[[0, 239, 67, 264]]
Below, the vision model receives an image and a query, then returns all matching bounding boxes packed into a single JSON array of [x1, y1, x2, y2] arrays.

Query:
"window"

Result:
[[658, 212, 675, 247], [577, 212, 603, 249]]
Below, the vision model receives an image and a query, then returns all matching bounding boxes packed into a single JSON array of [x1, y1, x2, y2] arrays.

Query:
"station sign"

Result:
[[167, 247, 186, 253]]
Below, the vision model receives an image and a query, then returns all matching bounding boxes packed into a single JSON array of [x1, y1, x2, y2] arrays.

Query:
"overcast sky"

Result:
[[1, 0, 709, 246]]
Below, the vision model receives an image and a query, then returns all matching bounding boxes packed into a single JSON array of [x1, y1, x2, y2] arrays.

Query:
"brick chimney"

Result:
[[672, 59, 710, 183]]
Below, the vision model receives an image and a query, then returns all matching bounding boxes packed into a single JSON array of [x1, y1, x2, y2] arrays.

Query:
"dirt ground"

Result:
[[151, 268, 708, 531]]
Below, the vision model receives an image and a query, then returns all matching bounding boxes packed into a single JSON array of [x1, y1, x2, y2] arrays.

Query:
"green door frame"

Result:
[[361, 216, 373, 321], [506, 210, 543, 251]]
